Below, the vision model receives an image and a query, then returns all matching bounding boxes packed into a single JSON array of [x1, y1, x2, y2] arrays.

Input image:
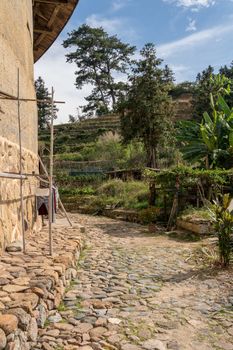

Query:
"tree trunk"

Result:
[[149, 182, 156, 206], [93, 66, 108, 111], [105, 62, 116, 110], [110, 88, 116, 109], [147, 145, 158, 206]]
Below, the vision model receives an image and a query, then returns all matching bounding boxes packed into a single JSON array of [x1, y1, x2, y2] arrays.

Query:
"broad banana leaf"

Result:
[[218, 95, 231, 116], [229, 131, 233, 147]]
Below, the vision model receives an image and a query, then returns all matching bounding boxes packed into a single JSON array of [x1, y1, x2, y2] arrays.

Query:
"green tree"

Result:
[[219, 61, 233, 107], [68, 114, 77, 123], [177, 94, 233, 169], [219, 61, 233, 80], [35, 77, 58, 130], [35, 76, 51, 130], [211, 194, 233, 267], [170, 81, 195, 98], [120, 43, 174, 169], [193, 66, 230, 121], [63, 24, 136, 116]]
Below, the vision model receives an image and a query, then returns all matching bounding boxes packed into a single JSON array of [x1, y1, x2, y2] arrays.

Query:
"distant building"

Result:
[[0, 0, 79, 252]]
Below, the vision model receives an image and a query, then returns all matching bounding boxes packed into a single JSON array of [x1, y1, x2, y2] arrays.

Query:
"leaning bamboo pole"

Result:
[[17, 69, 26, 254], [48, 87, 55, 256]]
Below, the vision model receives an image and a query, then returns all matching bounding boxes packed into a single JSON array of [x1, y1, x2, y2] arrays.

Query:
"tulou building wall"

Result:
[[0, 0, 39, 252]]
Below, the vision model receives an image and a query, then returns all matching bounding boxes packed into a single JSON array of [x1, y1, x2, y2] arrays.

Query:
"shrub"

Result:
[[96, 179, 149, 210], [97, 179, 125, 197], [56, 153, 83, 161], [138, 207, 161, 224], [59, 186, 95, 197], [210, 194, 233, 267], [180, 206, 212, 221], [209, 194, 233, 267], [124, 182, 149, 209]]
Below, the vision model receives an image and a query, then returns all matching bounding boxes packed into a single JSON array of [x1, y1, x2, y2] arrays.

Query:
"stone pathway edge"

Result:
[[0, 220, 83, 350]]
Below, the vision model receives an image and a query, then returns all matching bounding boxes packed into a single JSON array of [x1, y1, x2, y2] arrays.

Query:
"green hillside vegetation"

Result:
[[39, 114, 121, 155], [37, 24, 233, 266]]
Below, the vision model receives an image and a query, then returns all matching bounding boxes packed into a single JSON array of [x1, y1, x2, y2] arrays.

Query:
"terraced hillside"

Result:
[[173, 93, 193, 121], [39, 114, 121, 154], [39, 95, 193, 176]]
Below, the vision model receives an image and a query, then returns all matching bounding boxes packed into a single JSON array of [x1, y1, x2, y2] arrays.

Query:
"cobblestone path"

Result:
[[38, 214, 233, 350]]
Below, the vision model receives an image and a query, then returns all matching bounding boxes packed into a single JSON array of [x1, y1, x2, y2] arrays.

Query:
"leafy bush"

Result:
[[56, 153, 84, 161], [55, 172, 105, 186], [210, 194, 233, 267], [138, 207, 161, 224], [180, 206, 213, 221], [97, 179, 149, 209], [145, 166, 233, 189], [59, 186, 95, 196], [97, 179, 125, 197]]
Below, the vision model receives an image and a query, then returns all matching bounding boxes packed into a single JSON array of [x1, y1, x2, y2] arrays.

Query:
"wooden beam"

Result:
[[0, 173, 27, 180], [34, 33, 46, 48], [0, 90, 65, 104], [34, 25, 53, 33], [48, 5, 61, 26], [34, 6, 48, 21]]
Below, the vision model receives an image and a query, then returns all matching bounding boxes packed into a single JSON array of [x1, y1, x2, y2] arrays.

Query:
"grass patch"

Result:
[[180, 206, 213, 221], [59, 318, 68, 324], [75, 298, 83, 309], [166, 230, 201, 242], [44, 319, 51, 327], [65, 280, 77, 293], [57, 301, 67, 312], [188, 243, 221, 267]]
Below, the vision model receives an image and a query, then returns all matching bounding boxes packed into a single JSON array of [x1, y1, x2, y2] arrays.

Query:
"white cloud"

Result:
[[86, 14, 123, 34], [112, 0, 131, 12], [34, 40, 92, 124], [164, 0, 216, 10], [158, 23, 233, 58], [86, 14, 138, 40], [186, 18, 197, 31], [170, 64, 191, 82]]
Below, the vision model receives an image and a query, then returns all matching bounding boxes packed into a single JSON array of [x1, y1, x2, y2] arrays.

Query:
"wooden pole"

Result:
[[0, 173, 27, 180], [0, 88, 65, 104], [17, 69, 26, 254], [48, 87, 55, 256], [38, 156, 72, 227]]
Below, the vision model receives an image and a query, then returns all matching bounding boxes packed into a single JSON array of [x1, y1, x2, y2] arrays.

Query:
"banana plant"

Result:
[[177, 94, 233, 169], [209, 193, 233, 266]]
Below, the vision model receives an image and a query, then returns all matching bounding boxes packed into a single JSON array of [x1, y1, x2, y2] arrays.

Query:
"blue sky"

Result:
[[35, 0, 233, 123]]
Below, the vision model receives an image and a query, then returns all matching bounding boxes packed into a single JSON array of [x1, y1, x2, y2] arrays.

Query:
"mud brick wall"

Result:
[[0, 1, 39, 252], [0, 137, 39, 252]]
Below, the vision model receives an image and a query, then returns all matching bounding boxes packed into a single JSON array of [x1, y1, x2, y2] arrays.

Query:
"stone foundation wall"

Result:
[[0, 136, 39, 252], [177, 217, 214, 235], [0, 223, 82, 350]]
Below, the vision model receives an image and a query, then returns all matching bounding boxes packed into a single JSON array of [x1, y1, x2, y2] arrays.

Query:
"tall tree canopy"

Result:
[[120, 43, 174, 169], [35, 76, 51, 130], [63, 24, 136, 117], [193, 66, 230, 121], [35, 77, 58, 130]]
